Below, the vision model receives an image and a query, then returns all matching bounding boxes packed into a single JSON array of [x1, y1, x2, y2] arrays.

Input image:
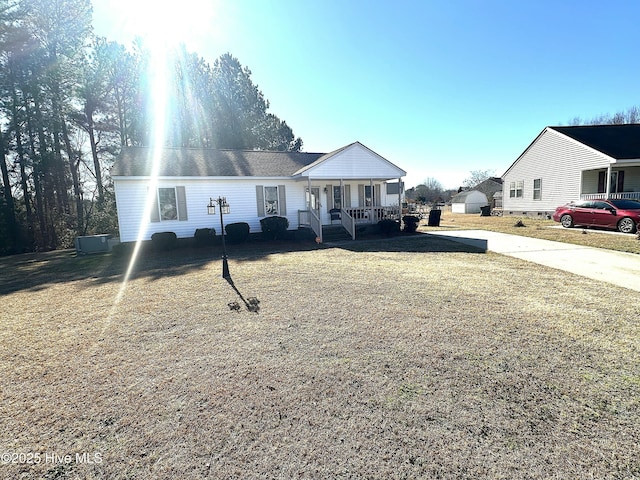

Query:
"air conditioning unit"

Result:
[[75, 234, 119, 254]]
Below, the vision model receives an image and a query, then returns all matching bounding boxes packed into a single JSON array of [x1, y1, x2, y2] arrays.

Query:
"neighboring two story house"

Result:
[[502, 124, 640, 216]]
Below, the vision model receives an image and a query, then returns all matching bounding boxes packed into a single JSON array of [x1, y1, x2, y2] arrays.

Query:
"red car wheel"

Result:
[[560, 214, 574, 228]]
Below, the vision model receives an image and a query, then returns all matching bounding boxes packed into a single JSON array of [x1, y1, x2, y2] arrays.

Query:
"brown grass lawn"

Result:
[[1, 235, 639, 479], [419, 208, 640, 255]]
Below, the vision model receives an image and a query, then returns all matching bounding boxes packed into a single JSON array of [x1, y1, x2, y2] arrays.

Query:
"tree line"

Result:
[[0, 0, 303, 255]]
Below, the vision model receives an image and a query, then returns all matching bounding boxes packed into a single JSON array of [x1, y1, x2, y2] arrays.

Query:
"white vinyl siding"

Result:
[[114, 179, 301, 243], [502, 128, 611, 213], [620, 166, 640, 192]]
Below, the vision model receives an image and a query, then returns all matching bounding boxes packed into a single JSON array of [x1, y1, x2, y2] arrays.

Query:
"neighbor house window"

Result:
[[533, 179, 541, 200], [158, 187, 178, 220], [509, 181, 523, 198]]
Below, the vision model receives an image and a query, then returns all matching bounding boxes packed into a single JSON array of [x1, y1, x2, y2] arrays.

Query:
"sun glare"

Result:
[[95, 0, 224, 325], [103, 0, 185, 315], [102, 0, 218, 50]]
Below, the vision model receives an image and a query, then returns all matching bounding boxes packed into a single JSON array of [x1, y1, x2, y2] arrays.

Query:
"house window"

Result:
[[509, 181, 523, 198], [158, 188, 177, 220], [598, 170, 625, 194], [264, 186, 279, 215], [365, 185, 374, 207], [256, 185, 287, 217], [610, 171, 624, 193], [150, 186, 187, 223], [533, 179, 541, 200], [333, 186, 342, 209]]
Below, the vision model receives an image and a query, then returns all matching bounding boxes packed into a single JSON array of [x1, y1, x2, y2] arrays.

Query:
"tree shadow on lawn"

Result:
[[0, 234, 483, 295]]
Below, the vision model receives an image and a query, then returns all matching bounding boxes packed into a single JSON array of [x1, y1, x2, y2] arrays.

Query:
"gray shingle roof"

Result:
[[551, 124, 640, 160], [451, 190, 487, 202], [111, 147, 326, 177]]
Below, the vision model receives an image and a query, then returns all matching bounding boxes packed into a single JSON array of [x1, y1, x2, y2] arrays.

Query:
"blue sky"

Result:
[[92, 0, 640, 188]]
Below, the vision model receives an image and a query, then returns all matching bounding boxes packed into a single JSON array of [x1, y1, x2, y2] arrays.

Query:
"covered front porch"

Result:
[[297, 178, 404, 242], [580, 164, 640, 200], [289, 141, 407, 242]]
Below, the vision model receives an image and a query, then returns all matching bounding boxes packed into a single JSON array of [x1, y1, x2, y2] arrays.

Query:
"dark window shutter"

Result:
[[278, 185, 287, 215], [358, 184, 364, 207], [176, 186, 187, 221], [374, 184, 381, 206], [617, 171, 625, 192], [597, 171, 605, 193], [326, 184, 333, 211], [256, 185, 265, 216], [150, 188, 160, 222], [344, 185, 352, 208]]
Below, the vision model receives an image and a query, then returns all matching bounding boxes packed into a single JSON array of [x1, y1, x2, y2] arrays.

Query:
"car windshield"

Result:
[[610, 199, 640, 209]]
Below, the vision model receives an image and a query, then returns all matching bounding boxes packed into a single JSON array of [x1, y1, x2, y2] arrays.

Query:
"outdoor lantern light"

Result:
[[207, 198, 216, 215], [207, 196, 231, 279]]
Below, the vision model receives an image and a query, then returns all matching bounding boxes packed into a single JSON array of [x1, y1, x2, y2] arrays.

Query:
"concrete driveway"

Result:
[[426, 230, 640, 292]]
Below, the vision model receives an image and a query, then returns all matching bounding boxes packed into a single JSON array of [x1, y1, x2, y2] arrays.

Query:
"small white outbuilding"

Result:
[[451, 190, 488, 214]]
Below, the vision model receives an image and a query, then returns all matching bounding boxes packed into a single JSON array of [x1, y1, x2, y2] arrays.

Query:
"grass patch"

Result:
[[420, 209, 640, 255], [1, 236, 639, 478]]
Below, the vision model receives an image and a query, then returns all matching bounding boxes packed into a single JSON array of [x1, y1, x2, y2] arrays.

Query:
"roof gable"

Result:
[[294, 142, 406, 179], [550, 124, 640, 160], [502, 124, 627, 178], [473, 177, 503, 190]]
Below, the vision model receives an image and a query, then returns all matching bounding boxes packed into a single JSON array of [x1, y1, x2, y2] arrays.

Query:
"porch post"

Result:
[[605, 165, 612, 198], [398, 177, 402, 225], [369, 178, 374, 223]]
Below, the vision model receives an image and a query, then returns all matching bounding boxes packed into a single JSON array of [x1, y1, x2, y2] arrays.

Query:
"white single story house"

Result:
[[502, 124, 640, 216], [451, 190, 488, 214], [111, 142, 407, 243]]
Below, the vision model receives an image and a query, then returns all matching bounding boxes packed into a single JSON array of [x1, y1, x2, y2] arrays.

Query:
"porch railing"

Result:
[[340, 209, 356, 240], [581, 192, 640, 200], [298, 209, 322, 242], [309, 209, 322, 243], [298, 209, 310, 226], [344, 206, 399, 223]]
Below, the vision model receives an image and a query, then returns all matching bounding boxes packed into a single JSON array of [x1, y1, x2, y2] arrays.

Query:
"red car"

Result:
[[553, 199, 640, 233]]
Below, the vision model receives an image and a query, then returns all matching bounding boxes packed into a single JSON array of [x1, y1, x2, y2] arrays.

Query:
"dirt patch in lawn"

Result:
[[1, 236, 639, 479]]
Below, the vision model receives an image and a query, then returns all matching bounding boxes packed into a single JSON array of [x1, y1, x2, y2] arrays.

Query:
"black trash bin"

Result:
[[427, 209, 442, 227], [480, 205, 491, 217]]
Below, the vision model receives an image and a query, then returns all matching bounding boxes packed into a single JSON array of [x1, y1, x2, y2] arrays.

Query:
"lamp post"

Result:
[[207, 196, 231, 279]]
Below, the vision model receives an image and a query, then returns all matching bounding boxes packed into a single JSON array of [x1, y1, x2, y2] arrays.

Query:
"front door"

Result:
[[306, 187, 321, 218]]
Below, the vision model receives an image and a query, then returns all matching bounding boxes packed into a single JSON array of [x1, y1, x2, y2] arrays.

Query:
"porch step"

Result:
[[322, 225, 352, 243]]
